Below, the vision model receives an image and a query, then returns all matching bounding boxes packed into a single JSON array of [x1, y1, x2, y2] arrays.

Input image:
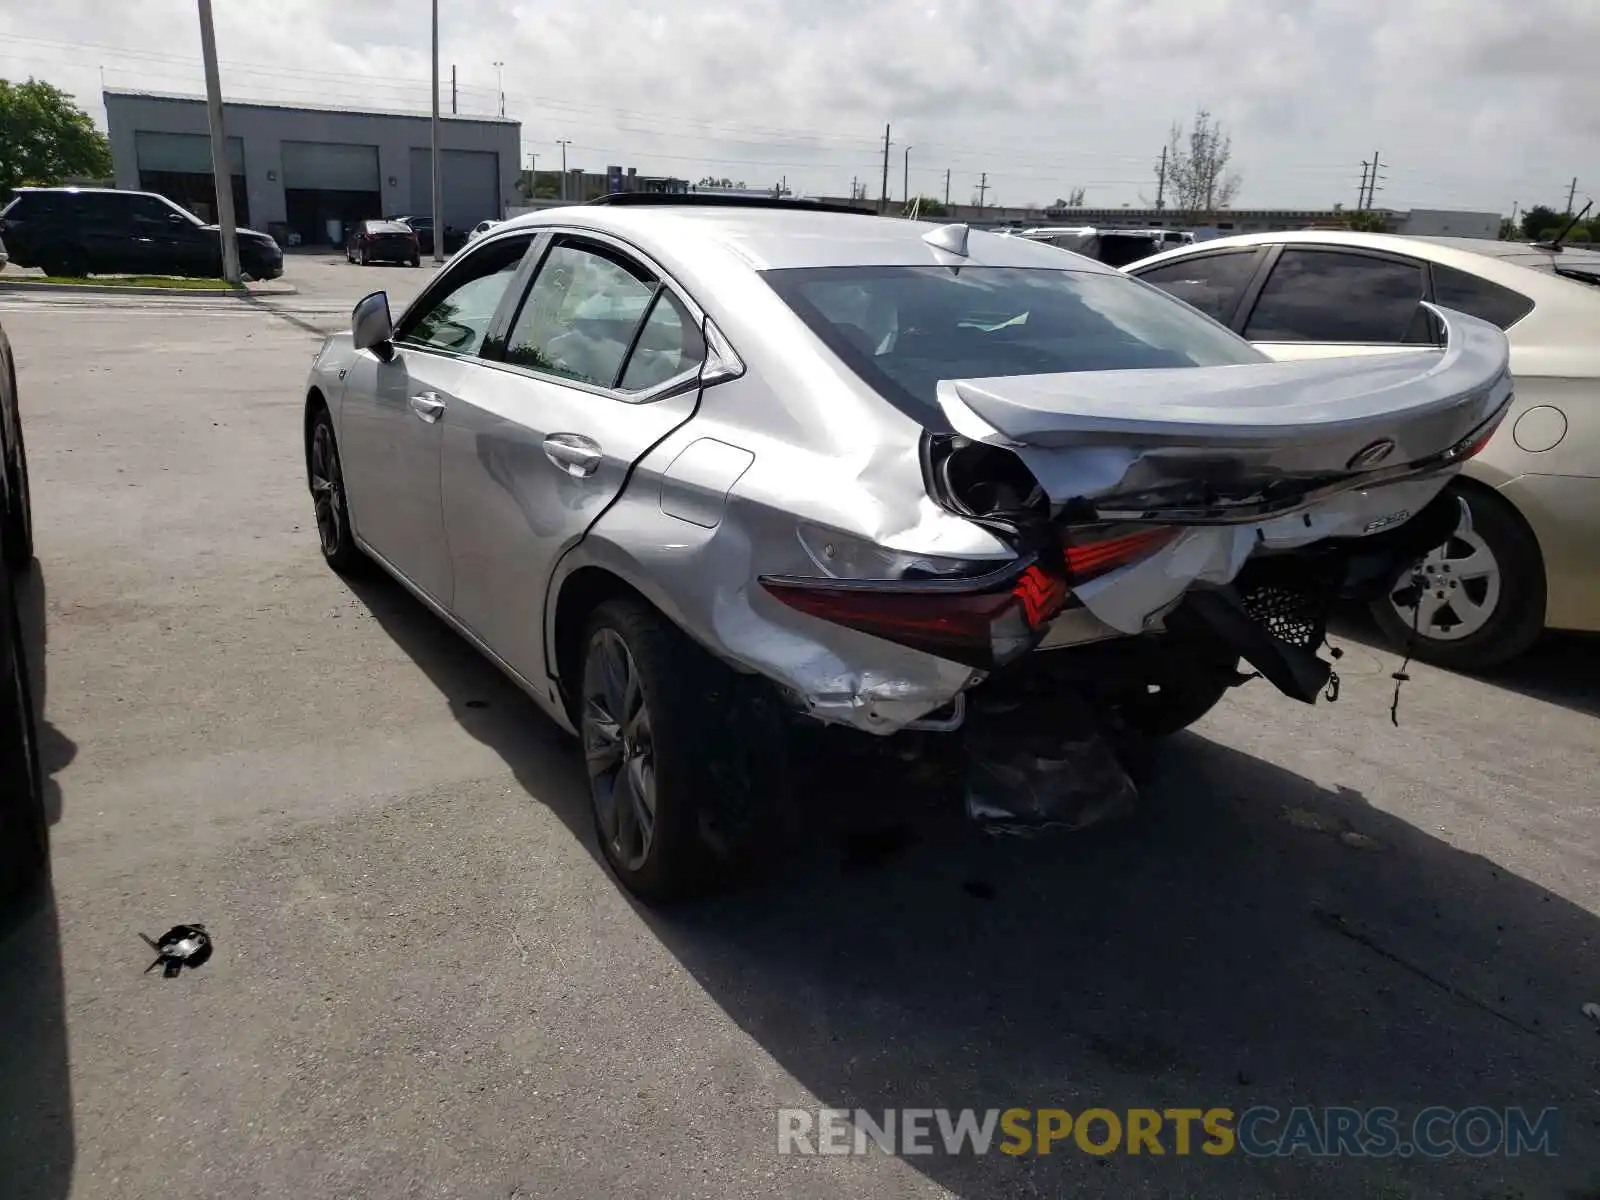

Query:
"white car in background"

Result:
[[467, 219, 502, 243], [1127, 230, 1600, 669]]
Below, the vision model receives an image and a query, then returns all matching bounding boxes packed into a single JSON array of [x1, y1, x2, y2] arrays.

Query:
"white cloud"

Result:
[[3, 0, 1596, 214]]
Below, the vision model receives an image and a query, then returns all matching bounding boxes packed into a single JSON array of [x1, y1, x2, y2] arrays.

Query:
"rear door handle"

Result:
[[543, 433, 603, 478], [409, 391, 446, 422]]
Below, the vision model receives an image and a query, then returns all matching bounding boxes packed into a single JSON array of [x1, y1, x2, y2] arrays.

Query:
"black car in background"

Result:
[[346, 219, 421, 267], [0, 187, 283, 280], [387, 215, 467, 256], [0, 315, 45, 910]]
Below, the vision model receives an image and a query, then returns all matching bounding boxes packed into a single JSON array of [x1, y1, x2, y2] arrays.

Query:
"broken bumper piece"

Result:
[[962, 693, 1138, 836]]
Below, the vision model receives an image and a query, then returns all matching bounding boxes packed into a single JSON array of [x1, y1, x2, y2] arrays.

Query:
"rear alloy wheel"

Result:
[[307, 409, 363, 573], [578, 598, 784, 901], [1370, 485, 1545, 671]]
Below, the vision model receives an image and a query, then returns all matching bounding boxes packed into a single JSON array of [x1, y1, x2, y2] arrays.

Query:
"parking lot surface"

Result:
[[1, 256, 1597, 1199]]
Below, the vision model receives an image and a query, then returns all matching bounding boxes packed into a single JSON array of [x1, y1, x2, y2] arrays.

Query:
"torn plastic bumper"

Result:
[[963, 691, 1138, 835]]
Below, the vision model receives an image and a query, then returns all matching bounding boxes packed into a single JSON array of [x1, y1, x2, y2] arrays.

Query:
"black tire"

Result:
[[578, 598, 785, 903], [1369, 484, 1544, 671], [410, 255, 421, 268], [1118, 672, 1234, 739], [306, 407, 364, 574], [0, 572, 47, 907], [3, 414, 33, 570]]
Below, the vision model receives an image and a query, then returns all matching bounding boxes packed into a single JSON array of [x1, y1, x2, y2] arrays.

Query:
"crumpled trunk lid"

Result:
[[935, 305, 1512, 521]]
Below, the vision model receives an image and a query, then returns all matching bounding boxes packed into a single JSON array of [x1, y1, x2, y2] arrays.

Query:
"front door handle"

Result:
[[409, 391, 446, 422], [543, 433, 602, 478]]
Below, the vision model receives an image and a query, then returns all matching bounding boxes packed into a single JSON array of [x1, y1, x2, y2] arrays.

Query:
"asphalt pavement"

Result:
[[0, 254, 1596, 1200]]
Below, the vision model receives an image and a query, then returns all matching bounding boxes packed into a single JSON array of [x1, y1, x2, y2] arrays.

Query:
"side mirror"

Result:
[[352, 291, 395, 361]]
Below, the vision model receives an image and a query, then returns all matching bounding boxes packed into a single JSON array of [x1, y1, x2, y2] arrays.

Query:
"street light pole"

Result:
[[903, 144, 912, 205], [430, 0, 444, 262], [557, 139, 571, 201], [494, 60, 505, 117], [196, 0, 239, 283]]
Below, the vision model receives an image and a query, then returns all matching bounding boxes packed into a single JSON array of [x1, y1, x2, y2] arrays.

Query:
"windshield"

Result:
[[764, 265, 1263, 415]]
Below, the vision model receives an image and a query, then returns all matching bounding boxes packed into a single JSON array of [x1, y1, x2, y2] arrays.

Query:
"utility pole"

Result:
[[1566, 176, 1579, 214], [851, 175, 858, 202], [1364, 150, 1384, 210], [944, 168, 951, 207], [1154, 145, 1167, 211], [494, 61, 505, 117], [196, 0, 239, 283], [451, 65, 456, 114], [976, 172, 989, 209], [430, 0, 443, 262], [557, 139, 571, 201], [1357, 160, 1369, 211], [902, 145, 912, 204], [879, 124, 891, 215]]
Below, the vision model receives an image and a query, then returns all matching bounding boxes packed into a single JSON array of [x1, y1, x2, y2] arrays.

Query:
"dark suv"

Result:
[[0, 187, 283, 280]]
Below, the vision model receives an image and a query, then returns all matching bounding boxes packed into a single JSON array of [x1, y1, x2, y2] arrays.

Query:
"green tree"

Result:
[[0, 78, 112, 200], [1519, 205, 1562, 241], [1341, 210, 1388, 233], [909, 196, 948, 217], [1498, 217, 1517, 240]]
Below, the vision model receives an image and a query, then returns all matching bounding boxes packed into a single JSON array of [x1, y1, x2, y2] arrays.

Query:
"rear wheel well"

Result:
[[1451, 474, 1545, 575], [551, 567, 652, 723]]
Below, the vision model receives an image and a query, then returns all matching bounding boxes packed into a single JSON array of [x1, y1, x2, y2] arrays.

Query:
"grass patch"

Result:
[[4, 274, 243, 291]]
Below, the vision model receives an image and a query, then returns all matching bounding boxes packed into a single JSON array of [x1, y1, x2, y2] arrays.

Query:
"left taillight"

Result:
[[757, 522, 1176, 671], [758, 559, 1067, 671]]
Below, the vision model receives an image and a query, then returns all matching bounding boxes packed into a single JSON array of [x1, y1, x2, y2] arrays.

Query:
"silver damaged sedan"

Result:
[[303, 197, 1512, 900]]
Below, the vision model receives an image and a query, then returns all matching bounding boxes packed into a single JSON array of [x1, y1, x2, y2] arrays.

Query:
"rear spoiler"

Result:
[[935, 305, 1513, 522]]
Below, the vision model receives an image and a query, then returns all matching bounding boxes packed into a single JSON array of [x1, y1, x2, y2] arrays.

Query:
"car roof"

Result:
[[1123, 226, 1600, 372], [493, 204, 1119, 273], [1128, 228, 1600, 273]]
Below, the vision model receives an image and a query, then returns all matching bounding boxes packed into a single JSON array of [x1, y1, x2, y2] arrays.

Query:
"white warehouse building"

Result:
[[103, 90, 521, 248]]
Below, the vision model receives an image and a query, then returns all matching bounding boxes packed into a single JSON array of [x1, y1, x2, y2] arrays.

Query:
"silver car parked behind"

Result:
[[303, 196, 1511, 902]]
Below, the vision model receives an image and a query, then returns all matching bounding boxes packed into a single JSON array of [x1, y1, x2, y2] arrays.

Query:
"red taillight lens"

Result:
[[758, 560, 1067, 670], [1062, 525, 1178, 584], [759, 526, 1178, 670]]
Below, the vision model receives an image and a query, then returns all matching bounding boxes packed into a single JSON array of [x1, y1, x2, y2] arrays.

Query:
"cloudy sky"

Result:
[[2, 0, 1596, 215]]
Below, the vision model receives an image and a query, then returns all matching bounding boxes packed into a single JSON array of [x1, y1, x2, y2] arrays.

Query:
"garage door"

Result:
[[409, 148, 499, 230], [280, 141, 380, 191], [135, 132, 248, 224], [136, 131, 244, 175]]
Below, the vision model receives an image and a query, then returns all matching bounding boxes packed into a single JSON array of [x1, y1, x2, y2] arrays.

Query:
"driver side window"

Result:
[[397, 236, 531, 357]]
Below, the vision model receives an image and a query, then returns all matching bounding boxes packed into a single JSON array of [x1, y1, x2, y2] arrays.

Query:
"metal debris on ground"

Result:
[[141, 924, 213, 977]]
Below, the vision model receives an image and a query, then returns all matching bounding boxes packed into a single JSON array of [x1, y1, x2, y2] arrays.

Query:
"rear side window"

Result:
[[1133, 249, 1260, 324], [764, 265, 1263, 417], [1430, 263, 1534, 329], [1244, 249, 1429, 343], [504, 242, 656, 388]]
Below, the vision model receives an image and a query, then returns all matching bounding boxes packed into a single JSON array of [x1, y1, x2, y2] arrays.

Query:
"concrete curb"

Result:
[[0, 280, 299, 297]]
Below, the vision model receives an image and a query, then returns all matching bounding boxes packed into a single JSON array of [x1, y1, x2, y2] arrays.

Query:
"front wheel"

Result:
[[0, 575, 47, 907], [307, 408, 363, 574], [3, 418, 33, 569], [1370, 485, 1544, 671]]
